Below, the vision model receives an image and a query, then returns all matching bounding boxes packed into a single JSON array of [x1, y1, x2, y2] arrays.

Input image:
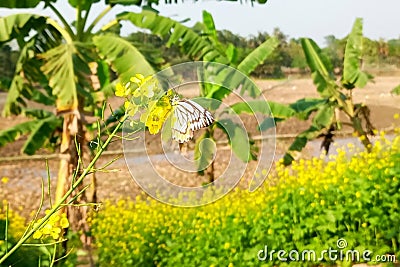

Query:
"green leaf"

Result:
[[265, 101, 296, 119], [3, 31, 59, 116], [22, 116, 61, 155], [2, 75, 25, 116], [0, 14, 46, 44], [283, 125, 324, 165], [229, 100, 270, 115], [282, 152, 295, 166], [237, 37, 279, 76], [120, 10, 273, 100], [0, 120, 37, 147], [106, 0, 144, 5], [216, 119, 254, 162], [0, 77, 11, 90], [312, 105, 334, 129], [30, 89, 56, 106], [0, 0, 42, 8], [391, 85, 400, 95], [201, 65, 260, 100], [21, 108, 54, 119], [194, 131, 215, 174], [96, 60, 111, 88], [301, 38, 334, 76], [225, 44, 237, 64], [202, 10, 217, 40], [39, 43, 78, 112], [68, 0, 99, 9], [301, 38, 336, 97], [117, 11, 227, 63], [289, 98, 326, 120], [93, 34, 154, 83], [342, 18, 373, 89], [229, 100, 295, 119], [259, 117, 283, 131]]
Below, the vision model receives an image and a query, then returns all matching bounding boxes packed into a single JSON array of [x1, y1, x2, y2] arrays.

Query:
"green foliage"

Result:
[[217, 119, 254, 162], [91, 132, 400, 266], [93, 34, 155, 82], [118, 11, 278, 177], [0, 0, 45, 8], [40, 43, 80, 111], [0, 1, 155, 155], [124, 32, 168, 68], [237, 37, 279, 75], [0, 14, 46, 45], [194, 131, 215, 174], [281, 18, 376, 165], [0, 206, 60, 267], [21, 116, 62, 155], [0, 115, 62, 154], [322, 35, 345, 71], [117, 10, 228, 63], [392, 84, 400, 95], [342, 18, 373, 89]]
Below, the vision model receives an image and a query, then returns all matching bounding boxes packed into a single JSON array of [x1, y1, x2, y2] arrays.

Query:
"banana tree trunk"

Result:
[[55, 110, 91, 247]]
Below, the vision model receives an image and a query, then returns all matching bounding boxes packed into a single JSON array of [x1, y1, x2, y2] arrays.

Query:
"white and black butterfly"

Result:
[[169, 94, 214, 143]]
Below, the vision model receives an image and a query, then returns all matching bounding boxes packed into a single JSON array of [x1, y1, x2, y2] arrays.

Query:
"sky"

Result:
[[1, 0, 400, 46]]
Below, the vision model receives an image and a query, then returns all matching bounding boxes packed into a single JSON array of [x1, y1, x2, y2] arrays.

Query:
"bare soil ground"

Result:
[[1, 76, 400, 216]]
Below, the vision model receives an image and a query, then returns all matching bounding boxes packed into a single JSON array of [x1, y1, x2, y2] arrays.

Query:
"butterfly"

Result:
[[169, 93, 214, 143], [145, 89, 214, 143]]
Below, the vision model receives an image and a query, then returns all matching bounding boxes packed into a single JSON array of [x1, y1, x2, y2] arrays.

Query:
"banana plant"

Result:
[[114, 10, 282, 181], [0, 0, 157, 242], [277, 18, 375, 165]]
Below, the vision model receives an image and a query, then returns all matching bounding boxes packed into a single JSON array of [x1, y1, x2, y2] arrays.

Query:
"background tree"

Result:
[[388, 38, 400, 67], [271, 18, 376, 164], [322, 35, 345, 73], [0, 0, 277, 249], [0, 0, 156, 247], [0, 44, 18, 90], [114, 10, 280, 182]]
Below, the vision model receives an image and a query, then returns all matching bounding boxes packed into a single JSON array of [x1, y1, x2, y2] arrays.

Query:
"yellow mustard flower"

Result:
[[144, 93, 173, 135]]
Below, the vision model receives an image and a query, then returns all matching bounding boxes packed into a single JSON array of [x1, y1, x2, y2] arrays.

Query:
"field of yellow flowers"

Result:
[[1, 119, 400, 266], [88, 127, 400, 266]]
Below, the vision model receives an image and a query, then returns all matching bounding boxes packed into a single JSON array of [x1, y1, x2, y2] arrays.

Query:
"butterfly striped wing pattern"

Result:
[[171, 99, 214, 143]]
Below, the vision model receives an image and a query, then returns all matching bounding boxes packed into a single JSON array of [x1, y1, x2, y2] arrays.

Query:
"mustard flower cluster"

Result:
[[115, 74, 162, 114], [32, 211, 69, 241], [115, 74, 174, 135]]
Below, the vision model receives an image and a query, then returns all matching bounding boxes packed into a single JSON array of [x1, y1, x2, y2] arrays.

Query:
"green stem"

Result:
[[48, 3, 75, 39], [0, 114, 128, 264], [5, 204, 9, 254], [76, 4, 83, 40], [351, 116, 372, 152], [85, 5, 113, 35], [80, 3, 93, 42]]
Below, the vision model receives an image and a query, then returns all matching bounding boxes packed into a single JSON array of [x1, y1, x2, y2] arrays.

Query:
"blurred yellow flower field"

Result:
[[89, 130, 400, 266]]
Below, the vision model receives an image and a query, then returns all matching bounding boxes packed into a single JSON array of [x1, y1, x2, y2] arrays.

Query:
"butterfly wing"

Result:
[[171, 99, 214, 143], [171, 103, 193, 143]]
